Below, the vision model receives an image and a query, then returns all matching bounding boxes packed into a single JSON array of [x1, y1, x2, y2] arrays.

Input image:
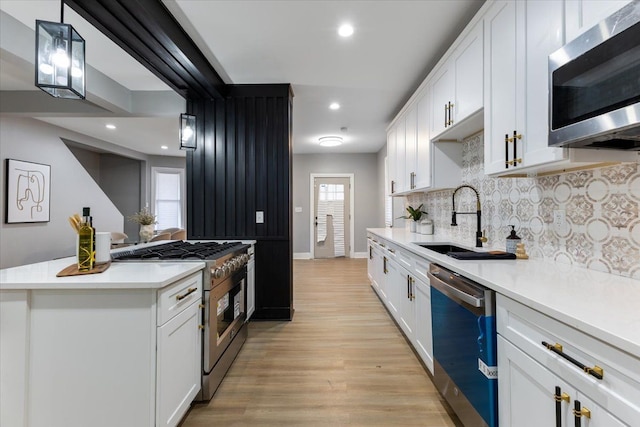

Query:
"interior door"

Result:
[[313, 177, 350, 258]]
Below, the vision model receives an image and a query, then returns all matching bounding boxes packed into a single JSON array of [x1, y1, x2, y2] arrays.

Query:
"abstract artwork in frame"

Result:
[[5, 159, 51, 223]]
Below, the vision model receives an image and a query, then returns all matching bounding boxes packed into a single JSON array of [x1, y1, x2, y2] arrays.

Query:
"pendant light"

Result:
[[35, 1, 85, 99], [179, 114, 197, 150]]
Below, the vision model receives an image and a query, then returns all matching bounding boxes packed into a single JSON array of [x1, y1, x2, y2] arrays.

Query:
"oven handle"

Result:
[[427, 272, 484, 308]]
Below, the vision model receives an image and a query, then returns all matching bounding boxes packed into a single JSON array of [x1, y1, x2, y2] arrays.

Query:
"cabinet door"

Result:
[[398, 270, 415, 340], [498, 335, 574, 427], [377, 251, 389, 301], [454, 22, 483, 123], [484, 0, 523, 175], [384, 256, 402, 318], [395, 119, 407, 193], [404, 106, 417, 191], [431, 63, 454, 137], [565, 0, 632, 41], [521, 0, 566, 168], [387, 127, 397, 195], [414, 89, 432, 190], [413, 274, 433, 374], [156, 302, 201, 427]]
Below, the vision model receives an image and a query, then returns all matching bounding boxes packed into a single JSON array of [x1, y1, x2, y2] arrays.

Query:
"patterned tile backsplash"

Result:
[[406, 133, 640, 279]]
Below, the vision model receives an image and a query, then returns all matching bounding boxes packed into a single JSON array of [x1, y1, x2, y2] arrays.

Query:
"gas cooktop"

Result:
[[111, 241, 248, 262]]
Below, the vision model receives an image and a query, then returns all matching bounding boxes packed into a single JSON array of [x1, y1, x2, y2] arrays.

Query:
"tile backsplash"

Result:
[[407, 133, 640, 279]]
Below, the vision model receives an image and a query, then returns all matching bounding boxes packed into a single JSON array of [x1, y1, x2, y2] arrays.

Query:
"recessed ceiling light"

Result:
[[105, 124, 116, 130], [319, 136, 343, 147], [338, 24, 354, 38], [329, 102, 340, 110], [161, 145, 168, 150]]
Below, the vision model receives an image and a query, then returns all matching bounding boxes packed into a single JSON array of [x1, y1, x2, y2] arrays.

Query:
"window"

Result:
[[152, 167, 185, 230]]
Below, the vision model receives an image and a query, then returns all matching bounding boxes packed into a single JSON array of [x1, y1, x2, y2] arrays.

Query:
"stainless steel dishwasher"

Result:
[[428, 263, 498, 427]]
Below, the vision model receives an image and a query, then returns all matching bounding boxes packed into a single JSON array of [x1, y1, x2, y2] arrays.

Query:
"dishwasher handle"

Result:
[[428, 271, 484, 308]]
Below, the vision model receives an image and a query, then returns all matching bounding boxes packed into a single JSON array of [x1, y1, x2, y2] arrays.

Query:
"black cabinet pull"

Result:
[[383, 257, 388, 274], [542, 341, 604, 380], [554, 386, 570, 427], [573, 400, 591, 426], [505, 133, 509, 169]]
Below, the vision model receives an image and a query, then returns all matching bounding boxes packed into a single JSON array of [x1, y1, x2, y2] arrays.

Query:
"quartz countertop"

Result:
[[367, 228, 640, 358], [0, 256, 205, 290]]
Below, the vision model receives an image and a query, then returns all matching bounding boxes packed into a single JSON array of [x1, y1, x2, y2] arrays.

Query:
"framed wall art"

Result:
[[5, 159, 51, 223]]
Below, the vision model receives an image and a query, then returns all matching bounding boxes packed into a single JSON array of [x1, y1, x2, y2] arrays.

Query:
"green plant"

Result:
[[398, 204, 427, 222], [128, 208, 157, 225]]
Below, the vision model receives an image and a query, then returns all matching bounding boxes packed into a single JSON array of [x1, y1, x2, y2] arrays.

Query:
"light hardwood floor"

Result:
[[181, 258, 460, 426]]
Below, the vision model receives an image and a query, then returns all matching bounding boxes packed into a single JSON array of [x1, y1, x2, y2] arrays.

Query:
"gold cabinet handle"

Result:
[[198, 324, 205, 330], [506, 158, 522, 165], [388, 249, 395, 254], [507, 133, 523, 142], [176, 287, 198, 301]]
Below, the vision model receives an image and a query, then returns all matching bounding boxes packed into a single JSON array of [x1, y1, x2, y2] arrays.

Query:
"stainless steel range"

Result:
[[112, 240, 250, 401]]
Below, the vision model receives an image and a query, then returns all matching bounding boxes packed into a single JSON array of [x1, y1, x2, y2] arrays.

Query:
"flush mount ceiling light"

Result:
[[338, 23, 354, 38], [179, 113, 197, 150], [161, 145, 168, 150], [35, 1, 85, 99], [105, 124, 116, 130], [319, 136, 343, 147], [329, 102, 340, 110]]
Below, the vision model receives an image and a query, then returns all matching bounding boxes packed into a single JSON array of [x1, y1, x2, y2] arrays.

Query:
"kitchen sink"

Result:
[[414, 244, 474, 254]]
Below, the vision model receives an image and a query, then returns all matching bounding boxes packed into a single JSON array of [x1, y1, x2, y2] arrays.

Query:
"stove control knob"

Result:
[[213, 268, 224, 279]]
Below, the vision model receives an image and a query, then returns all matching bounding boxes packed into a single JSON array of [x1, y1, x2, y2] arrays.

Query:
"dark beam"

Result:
[[65, 0, 227, 99]]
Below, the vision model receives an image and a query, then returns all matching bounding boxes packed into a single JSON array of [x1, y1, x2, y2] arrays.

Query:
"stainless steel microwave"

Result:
[[548, 1, 640, 150]]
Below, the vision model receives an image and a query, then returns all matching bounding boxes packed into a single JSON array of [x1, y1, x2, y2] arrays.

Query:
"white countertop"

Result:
[[0, 257, 205, 290], [368, 228, 640, 358]]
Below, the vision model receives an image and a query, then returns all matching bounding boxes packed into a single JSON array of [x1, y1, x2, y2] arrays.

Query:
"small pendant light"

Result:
[[179, 114, 197, 150], [35, 1, 85, 99]]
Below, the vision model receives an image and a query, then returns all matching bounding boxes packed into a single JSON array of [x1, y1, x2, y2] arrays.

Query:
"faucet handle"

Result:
[[480, 230, 488, 243]]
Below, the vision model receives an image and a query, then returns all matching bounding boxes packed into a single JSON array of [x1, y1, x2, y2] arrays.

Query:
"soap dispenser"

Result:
[[506, 225, 521, 254]]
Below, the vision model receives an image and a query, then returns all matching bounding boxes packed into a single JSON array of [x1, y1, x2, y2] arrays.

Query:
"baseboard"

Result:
[[293, 252, 311, 259], [353, 252, 368, 259]]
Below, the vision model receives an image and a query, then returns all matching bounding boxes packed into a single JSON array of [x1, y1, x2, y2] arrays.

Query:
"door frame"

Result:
[[309, 173, 355, 259]]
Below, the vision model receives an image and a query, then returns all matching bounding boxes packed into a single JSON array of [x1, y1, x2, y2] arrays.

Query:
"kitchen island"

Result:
[[0, 257, 205, 427]]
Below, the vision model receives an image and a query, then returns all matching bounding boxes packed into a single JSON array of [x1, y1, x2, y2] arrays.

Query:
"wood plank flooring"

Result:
[[181, 258, 460, 426]]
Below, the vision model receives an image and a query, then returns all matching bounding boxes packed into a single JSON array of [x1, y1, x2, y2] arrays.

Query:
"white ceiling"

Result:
[[0, 0, 484, 156]]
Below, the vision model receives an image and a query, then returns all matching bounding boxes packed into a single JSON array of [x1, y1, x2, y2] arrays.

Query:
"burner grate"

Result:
[[112, 241, 244, 261]]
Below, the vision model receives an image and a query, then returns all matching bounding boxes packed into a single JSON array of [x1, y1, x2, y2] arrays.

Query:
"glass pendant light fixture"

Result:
[[179, 113, 197, 150], [35, 1, 85, 99]]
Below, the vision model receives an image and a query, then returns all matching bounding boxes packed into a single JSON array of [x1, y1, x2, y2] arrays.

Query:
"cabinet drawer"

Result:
[[158, 272, 203, 326], [497, 294, 640, 425]]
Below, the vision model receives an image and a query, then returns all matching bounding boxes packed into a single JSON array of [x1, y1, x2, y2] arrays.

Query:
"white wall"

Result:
[[292, 153, 382, 256], [0, 117, 124, 268]]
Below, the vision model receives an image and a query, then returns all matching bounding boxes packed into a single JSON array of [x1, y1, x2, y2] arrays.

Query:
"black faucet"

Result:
[[451, 184, 487, 248]]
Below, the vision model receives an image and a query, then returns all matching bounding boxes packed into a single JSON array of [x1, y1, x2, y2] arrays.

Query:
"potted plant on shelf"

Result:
[[398, 204, 427, 233], [128, 208, 157, 242]]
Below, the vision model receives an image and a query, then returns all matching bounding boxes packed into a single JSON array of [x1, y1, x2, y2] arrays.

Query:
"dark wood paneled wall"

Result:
[[187, 85, 294, 320]]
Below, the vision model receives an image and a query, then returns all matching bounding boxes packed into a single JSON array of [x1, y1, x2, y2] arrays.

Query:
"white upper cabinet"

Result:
[[395, 117, 407, 193], [565, 0, 633, 41], [483, 0, 629, 177], [387, 127, 397, 195], [431, 21, 484, 141], [403, 106, 418, 192], [414, 90, 432, 190]]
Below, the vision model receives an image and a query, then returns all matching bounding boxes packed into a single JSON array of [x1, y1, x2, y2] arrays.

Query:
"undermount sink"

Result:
[[414, 244, 474, 254]]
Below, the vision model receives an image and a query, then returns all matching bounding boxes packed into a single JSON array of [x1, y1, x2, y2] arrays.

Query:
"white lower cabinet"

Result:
[[366, 235, 433, 375], [156, 301, 201, 427], [411, 271, 433, 374], [497, 294, 640, 427]]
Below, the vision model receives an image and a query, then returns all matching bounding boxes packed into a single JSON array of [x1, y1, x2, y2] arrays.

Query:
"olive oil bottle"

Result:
[[77, 207, 95, 271]]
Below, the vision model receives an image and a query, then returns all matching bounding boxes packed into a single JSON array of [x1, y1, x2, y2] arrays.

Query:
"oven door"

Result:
[[204, 269, 246, 373]]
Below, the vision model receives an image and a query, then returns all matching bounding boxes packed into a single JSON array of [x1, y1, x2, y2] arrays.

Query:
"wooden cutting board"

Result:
[[56, 262, 111, 277]]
